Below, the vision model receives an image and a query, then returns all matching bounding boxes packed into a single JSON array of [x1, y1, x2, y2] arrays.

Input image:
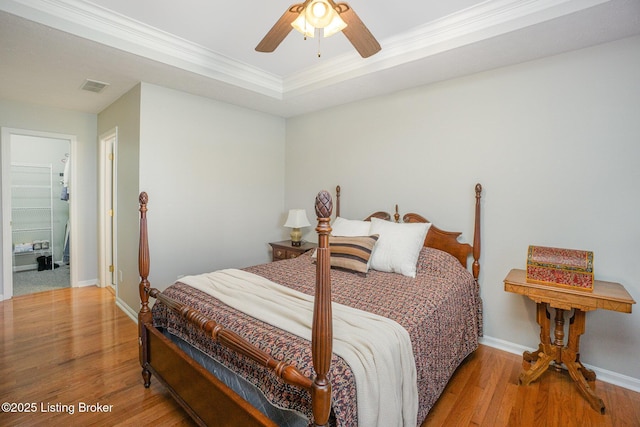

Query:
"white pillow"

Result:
[[368, 217, 431, 278], [331, 216, 371, 237]]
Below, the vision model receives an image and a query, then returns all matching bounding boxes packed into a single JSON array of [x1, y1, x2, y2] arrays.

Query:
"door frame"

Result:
[[98, 127, 118, 294], [1, 127, 78, 300]]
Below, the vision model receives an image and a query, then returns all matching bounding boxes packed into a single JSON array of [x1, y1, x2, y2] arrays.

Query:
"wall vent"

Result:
[[81, 79, 110, 93]]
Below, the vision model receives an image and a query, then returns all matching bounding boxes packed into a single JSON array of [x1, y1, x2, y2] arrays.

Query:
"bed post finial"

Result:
[[472, 184, 482, 282], [138, 191, 152, 387], [335, 185, 341, 218], [312, 190, 333, 427], [315, 190, 332, 219]]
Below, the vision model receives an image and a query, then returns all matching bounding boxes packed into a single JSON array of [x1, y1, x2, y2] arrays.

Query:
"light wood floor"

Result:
[[1, 287, 638, 426]]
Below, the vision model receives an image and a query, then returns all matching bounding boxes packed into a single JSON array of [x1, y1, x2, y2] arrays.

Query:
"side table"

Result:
[[269, 240, 317, 262], [504, 268, 635, 414]]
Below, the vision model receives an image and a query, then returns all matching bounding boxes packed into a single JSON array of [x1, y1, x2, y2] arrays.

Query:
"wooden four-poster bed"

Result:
[[137, 184, 483, 426]]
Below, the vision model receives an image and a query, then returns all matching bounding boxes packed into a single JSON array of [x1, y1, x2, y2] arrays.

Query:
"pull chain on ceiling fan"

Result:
[[256, 0, 381, 58]]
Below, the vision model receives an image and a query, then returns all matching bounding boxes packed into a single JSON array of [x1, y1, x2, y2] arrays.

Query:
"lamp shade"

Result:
[[322, 13, 347, 37], [284, 209, 311, 228], [291, 0, 347, 39], [291, 13, 315, 38], [305, 0, 334, 28]]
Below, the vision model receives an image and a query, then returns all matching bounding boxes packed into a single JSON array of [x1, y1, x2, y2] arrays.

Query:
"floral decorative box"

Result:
[[526, 245, 594, 292]]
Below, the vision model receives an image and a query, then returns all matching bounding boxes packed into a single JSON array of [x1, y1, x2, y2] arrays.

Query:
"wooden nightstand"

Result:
[[504, 268, 635, 414], [269, 240, 317, 261]]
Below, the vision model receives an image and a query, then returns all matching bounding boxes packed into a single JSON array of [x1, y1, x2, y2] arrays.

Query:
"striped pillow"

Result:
[[329, 235, 379, 274]]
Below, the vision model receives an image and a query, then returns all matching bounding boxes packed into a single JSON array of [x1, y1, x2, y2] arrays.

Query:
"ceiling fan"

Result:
[[256, 0, 381, 58]]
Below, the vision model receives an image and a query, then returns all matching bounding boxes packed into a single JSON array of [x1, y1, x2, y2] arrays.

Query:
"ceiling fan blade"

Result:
[[336, 3, 381, 58], [256, 4, 305, 53]]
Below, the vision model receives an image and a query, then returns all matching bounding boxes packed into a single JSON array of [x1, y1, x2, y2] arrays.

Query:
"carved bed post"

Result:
[[335, 185, 340, 218], [312, 190, 333, 427], [137, 192, 152, 387], [472, 183, 482, 282]]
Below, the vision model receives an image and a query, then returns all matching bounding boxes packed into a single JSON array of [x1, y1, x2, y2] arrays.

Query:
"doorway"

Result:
[[99, 128, 117, 296], [1, 128, 77, 300]]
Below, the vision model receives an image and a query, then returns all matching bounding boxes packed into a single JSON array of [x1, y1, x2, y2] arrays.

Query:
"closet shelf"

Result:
[[13, 251, 51, 256], [11, 184, 51, 189], [11, 163, 54, 272]]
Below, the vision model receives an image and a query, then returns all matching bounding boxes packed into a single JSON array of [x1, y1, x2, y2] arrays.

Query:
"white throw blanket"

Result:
[[180, 268, 418, 427]]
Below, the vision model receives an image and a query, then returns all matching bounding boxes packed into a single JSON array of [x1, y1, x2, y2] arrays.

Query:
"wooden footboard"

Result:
[[137, 190, 335, 426]]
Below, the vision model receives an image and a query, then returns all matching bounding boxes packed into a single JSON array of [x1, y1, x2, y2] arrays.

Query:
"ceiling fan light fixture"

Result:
[[258, 1, 380, 58]]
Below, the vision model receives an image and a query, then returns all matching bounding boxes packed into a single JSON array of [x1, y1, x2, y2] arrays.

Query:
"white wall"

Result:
[[0, 99, 98, 290], [113, 83, 286, 311], [285, 35, 640, 381], [98, 84, 141, 312]]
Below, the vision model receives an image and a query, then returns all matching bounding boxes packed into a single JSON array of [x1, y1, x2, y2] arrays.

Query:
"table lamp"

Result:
[[284, 209, 311, 246]]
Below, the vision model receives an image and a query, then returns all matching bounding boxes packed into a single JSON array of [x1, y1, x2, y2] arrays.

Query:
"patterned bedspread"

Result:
[[152, 247, 482, 426]]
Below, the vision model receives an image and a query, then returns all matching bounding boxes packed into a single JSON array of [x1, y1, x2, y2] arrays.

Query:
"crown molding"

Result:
[[283, 0, 609, 95], [2, 0, 610, 101]]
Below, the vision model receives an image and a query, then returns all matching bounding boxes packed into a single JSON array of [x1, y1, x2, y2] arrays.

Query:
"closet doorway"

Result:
[[1, 128, 77, 300]]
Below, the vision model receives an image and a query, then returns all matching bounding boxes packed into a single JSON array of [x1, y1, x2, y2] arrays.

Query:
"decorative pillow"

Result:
[[331, 217, 371, 237], [329, 235, 379, 274], [368, 217, 431, 278]]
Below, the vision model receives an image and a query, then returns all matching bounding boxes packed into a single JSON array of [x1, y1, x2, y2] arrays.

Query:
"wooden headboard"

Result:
[[334, 184, 482, 281]]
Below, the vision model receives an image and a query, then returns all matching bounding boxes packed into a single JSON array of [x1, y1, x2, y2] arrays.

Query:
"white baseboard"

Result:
[[116, 297, 138, 323], [76, 279, 97, 287], [480, 335, 640, 393]]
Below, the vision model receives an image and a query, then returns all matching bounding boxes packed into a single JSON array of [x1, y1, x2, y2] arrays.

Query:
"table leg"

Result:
[[552, 307, 565, 371], [522, 343, 543, 370], [520, 302, 557, 385], [562, 309, 605, 414]]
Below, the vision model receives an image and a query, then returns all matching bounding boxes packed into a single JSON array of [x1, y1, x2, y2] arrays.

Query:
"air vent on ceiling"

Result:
[[81, 79, 110, 93]]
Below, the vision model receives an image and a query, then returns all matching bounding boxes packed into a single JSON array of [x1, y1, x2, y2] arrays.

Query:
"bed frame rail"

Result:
[[147, 288, 314, 390]]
